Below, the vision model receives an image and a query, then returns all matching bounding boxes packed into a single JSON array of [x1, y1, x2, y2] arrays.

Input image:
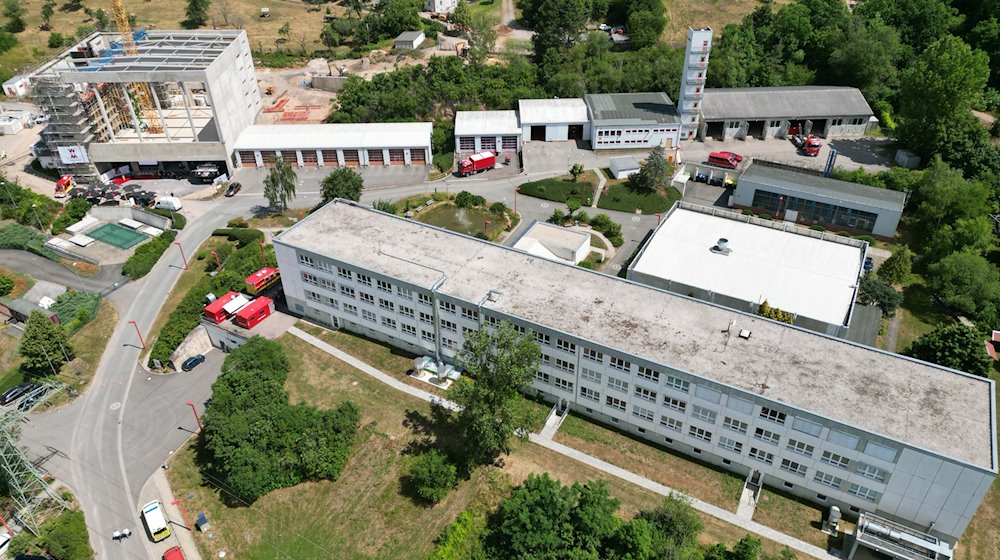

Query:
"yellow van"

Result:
[[141, 500, 171, 542]]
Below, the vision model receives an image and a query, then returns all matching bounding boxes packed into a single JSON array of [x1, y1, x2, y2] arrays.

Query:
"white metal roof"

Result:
[[631, 205, 863, 327], [455, 111, 521, 136], [233, 123, 433, 151], [609, 156, 640, 174], [518, 98, 588, 125], [513, 221, 589, 265]]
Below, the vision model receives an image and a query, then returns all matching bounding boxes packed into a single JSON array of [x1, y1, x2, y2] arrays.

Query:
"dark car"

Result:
[[863, 256, 874, 273], [181, 354, 206, 372], [2, 382, 35, 406], [224, 182, 242, 197], [17, 386, 48, 412]]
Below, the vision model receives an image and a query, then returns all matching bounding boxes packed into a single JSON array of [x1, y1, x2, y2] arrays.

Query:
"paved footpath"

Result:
[[289, 325, 835, 559]]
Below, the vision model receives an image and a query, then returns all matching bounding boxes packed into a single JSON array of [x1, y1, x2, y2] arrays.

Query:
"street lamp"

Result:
[[210, 250, 222, 271], [173, 241, 188, 270], [258, 241, 266, 263], [186, 401, 202, 431], [127, 320, 146, 349], [514, 186, 520, 215], [30, 203, 45, 231], [483, 220, 491, 238]]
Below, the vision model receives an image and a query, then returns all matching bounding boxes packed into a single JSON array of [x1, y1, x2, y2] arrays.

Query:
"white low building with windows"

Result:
[[454, 111, 521, 155], [274, 200, 997, 548], [232, 122, 432, 168], [519, 98, 590, 143], [586, 92, 682, 152]]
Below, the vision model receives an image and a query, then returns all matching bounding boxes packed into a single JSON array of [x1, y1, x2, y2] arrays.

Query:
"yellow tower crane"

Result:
[[110, 0, 163, 134]]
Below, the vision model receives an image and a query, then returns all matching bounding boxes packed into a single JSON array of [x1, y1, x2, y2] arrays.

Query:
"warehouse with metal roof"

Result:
[[518, 98, 590, 143], [454, 110, 521, 155], [586, 92, 682, 152], [700, 86, 875, 141], [232, 122, 432, 168]]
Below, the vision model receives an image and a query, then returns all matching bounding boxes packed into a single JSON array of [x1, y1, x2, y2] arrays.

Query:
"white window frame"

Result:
[[660, 416, 682, 432], [580, 387, 600, 401], [692, 405, 717, 424], [718, 437, 742, 453], [581, 367, 601, 383], [749, 447, 774, 465], [760, 407, 787, 425], [606, 396, 626, 411], [637, 366, 660, 382], [663, 396, 686, 412], [634, 386, 657, 403], [723, 417, 748, 435], [754, 427, 780, 445], [821, 451, 850, 470], [633, 405, 654, 422], [665, 374, 690, 393], [689, 426, 712, 442], [780, 458, 807, 477], [607, 377, 628, 393], [786, 439, 815, 458]]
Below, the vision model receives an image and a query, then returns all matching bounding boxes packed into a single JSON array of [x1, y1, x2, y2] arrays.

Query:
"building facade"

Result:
[[232, 123, 432, 168], [679, 27, 713, 141], [29, 30, 261, 183], [274, 200, 996, 546], [585, 92, 682, 152], [733, 162, 906, 238], [518, 99, 591, 143], [454, 111, 521, 155]]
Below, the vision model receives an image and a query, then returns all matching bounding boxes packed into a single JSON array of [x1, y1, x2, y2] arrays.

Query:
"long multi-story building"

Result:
[[273, 200, 997, 548]]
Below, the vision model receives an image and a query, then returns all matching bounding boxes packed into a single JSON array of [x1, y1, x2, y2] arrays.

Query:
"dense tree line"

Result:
[[202, 337, 360, 503]]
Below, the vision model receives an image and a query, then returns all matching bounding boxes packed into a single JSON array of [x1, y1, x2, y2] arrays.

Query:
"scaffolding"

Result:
[[30, 76, 101, 184], [0, 381, 72, 535]]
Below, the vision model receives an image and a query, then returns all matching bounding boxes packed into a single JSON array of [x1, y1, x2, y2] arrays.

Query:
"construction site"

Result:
[[29, 29, 261, 184]]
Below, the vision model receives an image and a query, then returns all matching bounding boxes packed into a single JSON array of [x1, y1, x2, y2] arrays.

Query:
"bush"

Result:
[[578, 261, 595, 269], [430, 510, 486, 560], [212, 227, 265, 248], [48, 33, 65, 48], [373, 199, 398, 214], [408, 449, 458, 503], [49, 290, 100, 333], [854, 235, 877, 244], [489, 201, 507, 215], [454, 191, 486, 208], [51, 199, 92, 235], [808, 224, 826, 231], [757, 300, 794, 323], [226, 217, 249, 228], [122, 230, 177, 280], [590, 214, 623, 246], [0, 223, 58, 259], [42, 510, 92, 560], [148, 208, 187, 229], [0, 274, 13, 296]]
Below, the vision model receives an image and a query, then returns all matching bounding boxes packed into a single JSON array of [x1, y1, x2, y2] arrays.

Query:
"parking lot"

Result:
[[684, 135, 894, 173]]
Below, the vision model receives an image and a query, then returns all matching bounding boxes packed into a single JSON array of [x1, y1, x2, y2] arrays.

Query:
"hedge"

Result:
[[148, 271, 245, 366], [49, 291, 101, 334], [122, 230, 177, 280], [148, 208, 187, 229], [0, 223, 59, 260], [213, 227, 265, 248], [51, 199, 92, 235]]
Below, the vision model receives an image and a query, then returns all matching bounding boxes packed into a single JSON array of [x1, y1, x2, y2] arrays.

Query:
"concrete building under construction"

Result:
[[29, 30, 261, 184]]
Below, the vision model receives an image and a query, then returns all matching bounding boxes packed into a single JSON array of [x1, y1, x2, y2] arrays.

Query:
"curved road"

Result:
[[0, 250, 124, 293], [16, 166, 657, 559]]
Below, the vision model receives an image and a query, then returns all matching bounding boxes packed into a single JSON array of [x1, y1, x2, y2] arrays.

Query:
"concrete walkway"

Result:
[[288, 324, 834, 559], [145, 467, 204, 560], [538, 404, 568, 440], [590, 167, 606, 208], [736, 487, 758, 521], [288, 325, 461, 411]]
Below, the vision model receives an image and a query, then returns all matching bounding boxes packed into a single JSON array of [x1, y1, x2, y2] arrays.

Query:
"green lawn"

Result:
[[416, 203, 507, 239], [518, 174, 599, 205], [597, 184, 682, 214], [466, 0, 502, 18], [895, 279, 952, 352]]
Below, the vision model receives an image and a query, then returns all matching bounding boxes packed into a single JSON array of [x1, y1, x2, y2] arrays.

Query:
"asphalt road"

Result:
[[0, 250, 125, 293], [14, 162, 658, 560]]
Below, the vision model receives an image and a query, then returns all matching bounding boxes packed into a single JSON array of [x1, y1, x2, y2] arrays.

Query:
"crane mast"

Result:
[[111, 0, 163, 134]]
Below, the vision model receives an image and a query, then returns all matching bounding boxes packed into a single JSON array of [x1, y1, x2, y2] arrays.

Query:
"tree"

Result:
[[450, 321, 540, 465], [320, 24, 341, 51], [911, 157, 990, 229], [451, 0, 471, 29], [278, 22, 292, 43], [757, 300, 794, 323], [637, 494, 703, 558], [629, 145, 669, 192], [263, 158, 297, 211], [295, 31, 310, 55], [626, 0, 667, 50], [40, 0, 55, 31], [877, 246, 912, 285], [48, 33, 65, 48], [531, 0, 587, 61], [407, 450, 458, 503], [548, 208, 567, 224], [0, 275, 13, 296], [569, 163, 584, 182], [859, 275, 903, 318], [365, 0, 420, 41], [2, 0, 25, 33], [897, 36, 990, 161], [18, 311, 74, 373], [732, 535, 764, 560], [825, 16, 904, 103], [926, 251, 1000, 316], [906, 324, 992, 377], [183, 0, 211, 29], [347, 0, 365, 19], [319, 168, 364, 203], [373, 199, 397, 214], [468, 13, 498, 66], [855, 0, 958, 52], [93, 9, 110, 31], [454, 191, 485, 208], [566, 198, 582, 216]]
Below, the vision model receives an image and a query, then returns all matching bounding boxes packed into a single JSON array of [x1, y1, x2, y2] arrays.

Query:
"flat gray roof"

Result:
[[585, 92, 680, 126], [275, 201, 996, 471], [395, 31, 424, 42], [702, 86, 873, 121], [455, 111, 521, 136], [740, 162, 907, 211]]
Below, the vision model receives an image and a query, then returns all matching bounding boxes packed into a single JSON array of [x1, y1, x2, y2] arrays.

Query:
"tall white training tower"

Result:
[[679, 27, 713, 141]]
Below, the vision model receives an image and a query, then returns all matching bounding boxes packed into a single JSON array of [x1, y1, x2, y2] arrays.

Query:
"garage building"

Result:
[[454, 110, 521, 155], [586, 92, 682, 152], [518, 98, 590, 143], [233, 122, 432, 168], [700, 86, 874, 141], [733, 161, 905, 239]]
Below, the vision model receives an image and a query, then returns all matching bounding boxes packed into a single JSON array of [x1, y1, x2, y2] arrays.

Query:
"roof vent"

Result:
[[738, 329, 752, 340], [711, 238, 731, 255]]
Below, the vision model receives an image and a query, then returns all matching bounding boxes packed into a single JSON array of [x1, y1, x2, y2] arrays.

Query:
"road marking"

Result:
[[540, 202, 549, 208], [631, 216, 641, 221], [110, 402, 121, 410]]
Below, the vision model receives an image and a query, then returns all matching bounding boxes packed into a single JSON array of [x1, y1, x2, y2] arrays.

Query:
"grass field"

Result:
[[518, 173, 599, 205], [597, 184, 681, 213], [168, 333, 793, 559], [416, 203, 506, 240], [0, 267, 34, 298], [661, 0, 793, 45], [895, 278, 952, 352]]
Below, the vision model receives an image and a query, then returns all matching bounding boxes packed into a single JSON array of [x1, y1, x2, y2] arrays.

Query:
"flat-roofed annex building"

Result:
[[232, 122, 432, 168], [454, 111, 521, 155], [585, 92, 682, 152], [274, 200, 997, 545], [29, 30, 260, 183], [628, 203, 867, 338]]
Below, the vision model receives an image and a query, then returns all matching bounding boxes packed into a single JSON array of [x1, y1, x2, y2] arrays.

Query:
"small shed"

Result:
[[394, 31, 425, 50], [0, 116, 23, 136], [609, 156, 640, 180], [2, 75, 29, 97], [0, 298, 60, 324]]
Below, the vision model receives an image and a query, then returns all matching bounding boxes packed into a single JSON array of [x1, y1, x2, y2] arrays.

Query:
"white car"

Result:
[[0, 530, 11, 557], [598, 24, 611, 31]]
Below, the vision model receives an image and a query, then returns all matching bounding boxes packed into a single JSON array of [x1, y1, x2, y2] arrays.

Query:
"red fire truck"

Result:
[[54, 175, 75, 198], [245, 267, 280, 295]]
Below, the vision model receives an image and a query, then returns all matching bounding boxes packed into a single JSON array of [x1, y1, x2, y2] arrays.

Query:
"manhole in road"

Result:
[[110, 402, 121, 410]]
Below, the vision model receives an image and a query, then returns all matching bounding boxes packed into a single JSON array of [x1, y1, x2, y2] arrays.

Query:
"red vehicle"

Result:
[[457, 151, 496, 177], [54, 175, 75, 198], [791, 134, 822, 157], [707, 151, 743, 169], [245, 267, 280, 295], [234, 296, 274, 330], [162, 546, 186, 560], [203, 291, 241, 323]]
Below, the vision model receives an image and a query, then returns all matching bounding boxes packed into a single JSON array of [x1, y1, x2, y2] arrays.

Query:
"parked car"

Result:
[[181, 354, 206, 372], [707, 151, 743, 169], [863, 256, 874, 273], [163, 546, 186, 560], [693, 172, 709, 183], [224, 182, 242, 197], [598, 23, 610, 31], [2, 382, 36, 405]]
